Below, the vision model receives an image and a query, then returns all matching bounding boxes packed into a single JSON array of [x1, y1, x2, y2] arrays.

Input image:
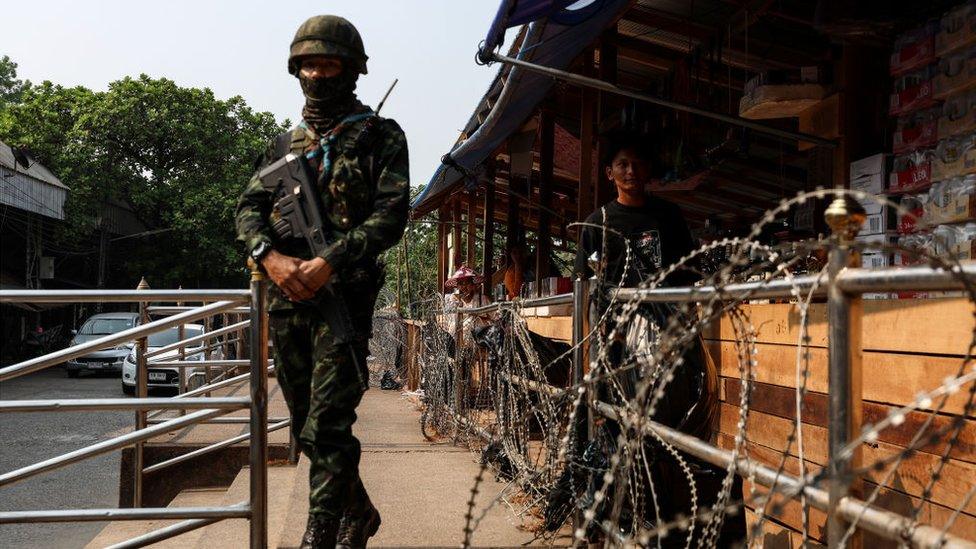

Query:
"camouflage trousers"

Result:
[[269, 296, 375, 520]]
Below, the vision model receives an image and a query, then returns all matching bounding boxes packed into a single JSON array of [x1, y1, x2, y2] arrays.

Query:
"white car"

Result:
[[121, 324, 223, 395]]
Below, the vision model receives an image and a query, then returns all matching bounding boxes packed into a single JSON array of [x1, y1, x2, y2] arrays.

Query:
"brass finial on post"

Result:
[[247, 258, 265, 282], [824, 194, 866, 245], [824, 190, 866, 549], [136, 276, 150, 290]]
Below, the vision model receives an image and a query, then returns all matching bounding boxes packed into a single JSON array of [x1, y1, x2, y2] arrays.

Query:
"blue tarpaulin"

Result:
[[412, 0, 628, 215]]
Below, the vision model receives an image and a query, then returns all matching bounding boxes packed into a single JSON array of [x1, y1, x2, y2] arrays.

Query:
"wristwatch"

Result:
[[251, 241, 272, 264]]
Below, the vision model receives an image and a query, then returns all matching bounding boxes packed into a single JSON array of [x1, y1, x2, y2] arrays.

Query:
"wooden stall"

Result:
[[410, 0, 976, 544]]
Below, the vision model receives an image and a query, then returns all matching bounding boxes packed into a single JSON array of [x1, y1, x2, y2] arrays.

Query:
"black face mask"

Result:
[[299, 71, 358, 132]]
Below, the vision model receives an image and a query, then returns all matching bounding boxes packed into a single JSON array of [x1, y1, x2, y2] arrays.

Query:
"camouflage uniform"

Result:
[[235, 109, 409, 521]]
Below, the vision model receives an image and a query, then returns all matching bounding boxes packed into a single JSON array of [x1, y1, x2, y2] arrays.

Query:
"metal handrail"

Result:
[[0, 407, 236, 487], [145, 320, 250, 358], [149, 305, 251, 315], [144, 420, 291, 475], [612, 263, 975, 303], [0, 300, 242, 381], [459, 292, 573, 315], [0, 397, 250, 413], [0, 282, 271, 548], [0, 289, 250, 303], [149, 359, 251, 369], [146, 416, 290, 425], [454, 260, 976, 548], [0, 503, 251, 524], [592, 402, 975, 549]]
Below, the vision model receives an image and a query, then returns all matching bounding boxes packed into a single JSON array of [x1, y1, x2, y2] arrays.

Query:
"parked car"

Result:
[[65, 312, 140, 378], [121, 324, 222, 395]]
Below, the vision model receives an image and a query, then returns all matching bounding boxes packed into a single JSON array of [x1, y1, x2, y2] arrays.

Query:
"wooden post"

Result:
[[506, 174, 522, 252], [536, 106, 555, 296], [437, 207, 447, 292], [482, 161, 496, 298], [452, 198, 463, 269], [466, 193, 477, 268], [578, 46, 597, 230], [594, 29, 618, 210]]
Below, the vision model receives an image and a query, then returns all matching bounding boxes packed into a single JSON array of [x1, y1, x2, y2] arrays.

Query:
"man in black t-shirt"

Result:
[[569, 132, 743, 547], [573, 134, 696, 287]]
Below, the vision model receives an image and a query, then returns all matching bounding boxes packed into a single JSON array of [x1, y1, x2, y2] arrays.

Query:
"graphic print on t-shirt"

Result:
[[632, 229, 662, 279]]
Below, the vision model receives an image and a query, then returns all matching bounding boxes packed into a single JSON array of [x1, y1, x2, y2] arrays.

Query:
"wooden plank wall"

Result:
[[704, 298, 976, 546], [517, 298, 975, 545]]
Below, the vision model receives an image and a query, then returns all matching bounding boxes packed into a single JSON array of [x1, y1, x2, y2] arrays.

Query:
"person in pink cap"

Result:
[[443, 265, 495, 342]]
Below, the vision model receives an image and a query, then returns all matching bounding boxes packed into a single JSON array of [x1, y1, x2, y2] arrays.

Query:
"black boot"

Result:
[[335, 503, 381, 549], [300, 514, 341, 549]]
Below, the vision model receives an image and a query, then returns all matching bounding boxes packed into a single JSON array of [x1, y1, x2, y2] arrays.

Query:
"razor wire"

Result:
[[405, 189, 976, 548]]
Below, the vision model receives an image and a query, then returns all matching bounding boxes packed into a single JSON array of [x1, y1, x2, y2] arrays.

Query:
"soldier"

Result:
[[235, 15, 409, 548]]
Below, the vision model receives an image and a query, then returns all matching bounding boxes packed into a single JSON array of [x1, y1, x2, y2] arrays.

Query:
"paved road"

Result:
[[0, 367, 139, 549]]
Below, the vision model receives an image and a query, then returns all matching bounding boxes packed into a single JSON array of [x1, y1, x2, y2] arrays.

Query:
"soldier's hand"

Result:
[[297, 257, 334, 292], [261, 251, 316, 301]]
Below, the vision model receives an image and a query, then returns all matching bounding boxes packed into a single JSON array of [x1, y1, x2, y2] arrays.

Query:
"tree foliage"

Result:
[[377, 186, 439, 314], [0, 55, 31, 109], [0, 67, 287, 288]]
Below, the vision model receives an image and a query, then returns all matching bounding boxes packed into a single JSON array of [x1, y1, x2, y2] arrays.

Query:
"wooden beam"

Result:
[[536, 107, 555, 296], [436, 207, 446, 292], [595, 30, 617, 210], [506, 173, 522, 252], [482, 160, 496, 298], [578, 46, 597, 229], [466, 193, 476, 268], [451, 198, 462, 269]]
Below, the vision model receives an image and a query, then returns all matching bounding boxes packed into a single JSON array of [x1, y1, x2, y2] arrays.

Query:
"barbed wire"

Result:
[[372, 189, 976, 548]]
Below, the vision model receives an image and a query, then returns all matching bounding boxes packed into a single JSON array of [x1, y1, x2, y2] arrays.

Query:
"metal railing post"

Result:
[[248, 262, 269, 549], [825, 197, 865, 549], [571, 277, 589, 533], [177, 292, 186, 411], [571, 277, 591, 444], [134, 278, 149, 507], [203, 316, 212, 395]]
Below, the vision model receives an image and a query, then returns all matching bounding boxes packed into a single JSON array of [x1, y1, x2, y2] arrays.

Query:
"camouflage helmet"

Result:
[[289, 15, 368, 76]]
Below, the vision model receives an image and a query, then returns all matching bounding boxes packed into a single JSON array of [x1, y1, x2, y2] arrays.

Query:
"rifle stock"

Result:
[[258, 153, 369, 391]]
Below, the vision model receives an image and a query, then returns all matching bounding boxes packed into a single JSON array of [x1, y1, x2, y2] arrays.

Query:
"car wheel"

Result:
[[67, 369, 80, 378], [122, 383, 134, 396]]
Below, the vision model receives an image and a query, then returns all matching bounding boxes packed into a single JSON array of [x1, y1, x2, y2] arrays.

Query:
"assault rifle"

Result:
[[258, 153, 368, 391]]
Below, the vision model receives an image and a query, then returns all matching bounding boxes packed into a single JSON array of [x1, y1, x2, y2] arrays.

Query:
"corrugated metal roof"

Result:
[[0, 140, 69, 190], [0, 140, 69, 220], [412, 0, 631, 215]]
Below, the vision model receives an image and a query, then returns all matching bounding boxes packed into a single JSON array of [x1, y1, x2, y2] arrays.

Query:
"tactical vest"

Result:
[[268, 113, 384, 262]]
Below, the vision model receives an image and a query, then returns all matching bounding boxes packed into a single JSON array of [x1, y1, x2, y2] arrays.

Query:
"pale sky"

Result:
[[3, 0, 513, 188]]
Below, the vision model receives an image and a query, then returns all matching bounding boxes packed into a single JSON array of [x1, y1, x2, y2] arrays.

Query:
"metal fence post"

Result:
[[571, 277, 590, 443], [134, 277, 150, 507], [248, 262, 268, 549], [571, 277, 590, 533], [825, 196, 865, 549]]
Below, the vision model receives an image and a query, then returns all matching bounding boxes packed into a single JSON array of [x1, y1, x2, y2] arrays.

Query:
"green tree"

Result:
[[0, 55, 30, 109], [0, 71, 287, 288], [377, 185, 440, 315]]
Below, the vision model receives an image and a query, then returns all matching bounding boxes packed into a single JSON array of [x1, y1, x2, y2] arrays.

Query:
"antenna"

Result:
[[375, 78, 399, 114]]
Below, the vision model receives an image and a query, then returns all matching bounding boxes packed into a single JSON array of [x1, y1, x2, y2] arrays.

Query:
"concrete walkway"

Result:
[[280, 389, 547, 547]]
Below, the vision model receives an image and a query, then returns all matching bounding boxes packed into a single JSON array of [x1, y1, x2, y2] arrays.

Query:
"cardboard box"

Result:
[[862, 206, 897, 235], [891, 35, 936, 76], [855, 233, 898, 250], [930, 147, 976, 182], [860, 251, 891, 269], [850, 153, 886, 180], [934, 54, 976, 99], [894, 119, 939, 153], [936, 4, 976, 56], [890, 79, 937, 116], [890, 161, 933, 193], [851, 174, 885, 214]]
